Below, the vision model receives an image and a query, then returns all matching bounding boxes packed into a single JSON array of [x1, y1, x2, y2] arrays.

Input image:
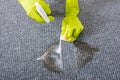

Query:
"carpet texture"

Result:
[[0, 0, 120, 80]]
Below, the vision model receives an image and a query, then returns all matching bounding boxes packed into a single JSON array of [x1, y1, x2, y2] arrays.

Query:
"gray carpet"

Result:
[[0, 0, 120, 80]]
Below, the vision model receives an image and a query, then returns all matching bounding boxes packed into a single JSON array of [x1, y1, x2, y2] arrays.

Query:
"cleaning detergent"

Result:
[[37, 36, 63, 72], [56, 38, 62, 53]]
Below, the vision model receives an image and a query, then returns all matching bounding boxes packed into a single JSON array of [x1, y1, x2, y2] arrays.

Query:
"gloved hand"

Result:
[[61, 16, 84, 42], [61, 0, 84, 42], [18, 0, 54, 23]]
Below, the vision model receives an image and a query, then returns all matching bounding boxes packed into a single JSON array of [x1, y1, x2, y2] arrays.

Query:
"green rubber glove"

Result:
[[61, 16, 84, 42], [18, 0, 54, 23], [61, 0, 84, 42]]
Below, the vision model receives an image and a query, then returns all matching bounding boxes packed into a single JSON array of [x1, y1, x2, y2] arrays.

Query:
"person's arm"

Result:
[[66, 0, 79, 16], [61, 0, 84, 42]]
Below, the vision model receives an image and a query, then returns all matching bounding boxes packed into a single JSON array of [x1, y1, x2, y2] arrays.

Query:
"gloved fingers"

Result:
[[38, 1, 51, 15], [73, 29, 81, 39], [67, 25, 74, 38], [73, 25, 84, 39], [28, 8, 46, 23], [48, 16, 54, 22], [36, 15, 54, 22], [61, 37, 75, 42], [44, 3, 51, 15], [61, 20, 67, 35], [61, 25, 75, 42], [67, 26, 76, 42], [60, 24, 68, 41], [68, 37, 76, 42], [61, 25, 66, 35], [28, 6, 54, 23]]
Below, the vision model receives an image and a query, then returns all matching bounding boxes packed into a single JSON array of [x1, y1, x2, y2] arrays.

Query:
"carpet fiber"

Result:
[[0, 0, 120, 80]]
